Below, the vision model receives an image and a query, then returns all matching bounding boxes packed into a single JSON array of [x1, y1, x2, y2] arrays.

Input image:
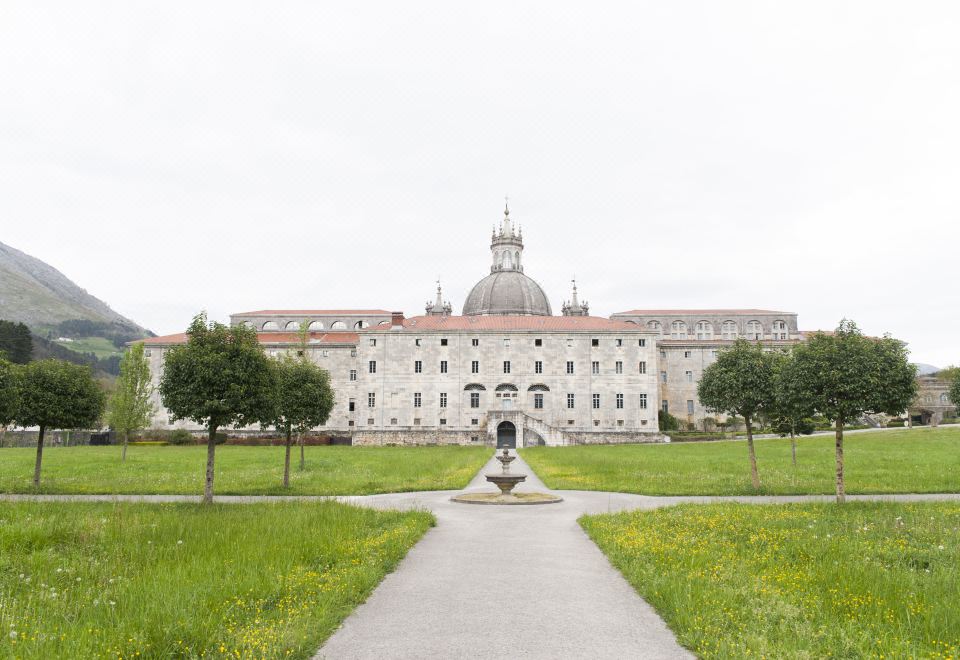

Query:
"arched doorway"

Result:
[[496, 421, 517, 449]]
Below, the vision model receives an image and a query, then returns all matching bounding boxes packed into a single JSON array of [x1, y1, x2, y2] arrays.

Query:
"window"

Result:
[[534, 393, 544, 409], [440, 392, 447, 408], [391, 418, 398, 425], [670, 321, 687, 339], [369, 361, 377, 374], [144, 349, 152, 357], [368, 393, 376, 408], [616, 393, 624, 409], [350, 349, 357, 357], [367, 418, 374, 425], [639, 394, 648, 409], [567, 338, 573, 347], [470, 392, 480, 408], [684, 350, 692, 358], [471, 418, 479, 425], [566, 361, 575, 374], [503, 338, 510, 348], [638, 339, 646, 347], [503, 361, 511, 374], [567, 419, 575, 425], [695, 321, 713, 340], [440, 418, 446, 425], [615, 361, 623, 374], [746, 320, 763, 340], [414, 360, 422, 373], [349, 420, 355, 427], [535, 360, 543, 374], [687, 400, 695, 415], [320, 350, 328, 358], [592, 361, 600, 375], [440, 338, 448, 346], [414, 393, 422, 407], [721, 320, 738, 340], [534, 338, 543, 347], [592, 394, 600, 409], [567, 393, 575, 409], [471, 360, 479, 374], [471, 338, 479, 347], [772, 320, 788, 340], [593, 420, 600, 427], [685, 370, 693, 383], [348, 400, 355, 412], [661, 371, 667, 383], [660, 350, 666, 358], [661, 400, 669, 413], [638, 361, 647, 374], [349, 369, 357, 381], [440, 360, 448, 374], [647, 321, 662, 336], [616, 338, 623, 347], [415, 338, 421, 347], [617, 419, 624, 427], [592, 338, 599, 347], [369, 338, 377, 347]]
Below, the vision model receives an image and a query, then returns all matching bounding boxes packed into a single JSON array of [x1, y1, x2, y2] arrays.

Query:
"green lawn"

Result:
[[0, 501, 433, 658], [581, 502, 960, 658], [0, 445, 491, 495], [522, 427, 960, 495], [53, 336, 121, 359]]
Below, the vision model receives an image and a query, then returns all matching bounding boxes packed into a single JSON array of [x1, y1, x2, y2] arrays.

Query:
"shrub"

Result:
[[659, 411, 680, 432], [887, 420, 906, 428], [214, 432, 228, 445], [168, 429, 194, 445]]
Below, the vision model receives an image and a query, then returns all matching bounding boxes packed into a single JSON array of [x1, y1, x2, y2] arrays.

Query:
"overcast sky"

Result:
[[1, 2, 958, 365]]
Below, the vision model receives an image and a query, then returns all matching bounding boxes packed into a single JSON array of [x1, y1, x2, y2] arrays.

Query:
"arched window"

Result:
[[514, 251, 519, 268], [354, 320, 369, 329], [942, 393, 950, 404], [721, 320, 737, 340], [241, 321, 254, 329], [746, 320, 763, 340], [695, 321, 713, 340], [527, 384, 550, 392], [262, 321, 279, 331], [463, 383, 487, 391], [495, 383, 518, 392], [503, 251, 513, 269], [670, 321, 687, 339], [772, 320, 788, 340], [284, 321, 301, 330], [308, 321, 324, 330], [378, 320, 390, 326], [330, 321, 347, 330], [647, 321, 662, 336]]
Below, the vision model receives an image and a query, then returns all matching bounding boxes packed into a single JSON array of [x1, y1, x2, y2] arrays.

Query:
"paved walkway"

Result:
[[4, 455, 959, 659]]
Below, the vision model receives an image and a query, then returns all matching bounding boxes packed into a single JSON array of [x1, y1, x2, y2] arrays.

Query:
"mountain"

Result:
[[0, 240, 149, 334], [913, 363, 942, 377]]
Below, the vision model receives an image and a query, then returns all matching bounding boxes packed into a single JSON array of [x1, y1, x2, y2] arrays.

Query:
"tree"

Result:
[[0, 358, 19, 447], [296, 320, 311, 470], [781, 320, 917, 503], [159, 313, 275, 503], [106, 343, 155, 461], [950, 376, 960, 416], [0, 320, 33, 364], [266, 355, 334, 487], [697, 339, 778, 490], [16, 359, 105, 487], [770, 350, 816, 468]]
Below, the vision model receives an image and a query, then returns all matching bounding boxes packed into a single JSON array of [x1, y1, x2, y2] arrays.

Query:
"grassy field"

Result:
[[581, 501, 960, 658], [0, 445, 491, 495], [522, 427, 960, 495], [0, 500, 433, 658], [53, 336, 121, 359]]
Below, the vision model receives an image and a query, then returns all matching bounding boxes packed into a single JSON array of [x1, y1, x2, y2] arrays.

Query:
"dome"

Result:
[[462, 270, 553, 316]]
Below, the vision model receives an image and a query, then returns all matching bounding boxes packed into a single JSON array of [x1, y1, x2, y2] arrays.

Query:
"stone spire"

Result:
[[561, 278, 589, 316], [490, 199, 524, 273], [425, 279, 453, 316]]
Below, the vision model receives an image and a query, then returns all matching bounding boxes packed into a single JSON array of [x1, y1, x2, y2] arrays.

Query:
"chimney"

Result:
[[391, 311, 405, 328]]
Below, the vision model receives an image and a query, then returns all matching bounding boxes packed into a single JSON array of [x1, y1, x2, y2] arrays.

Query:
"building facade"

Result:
[[142, 205, 807, 445]]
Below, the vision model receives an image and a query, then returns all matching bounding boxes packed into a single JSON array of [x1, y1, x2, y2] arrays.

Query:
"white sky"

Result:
[[1, 2, 958, 366]]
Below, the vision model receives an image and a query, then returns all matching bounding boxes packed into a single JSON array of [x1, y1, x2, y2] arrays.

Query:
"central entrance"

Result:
[[496, 421, 517, 449]]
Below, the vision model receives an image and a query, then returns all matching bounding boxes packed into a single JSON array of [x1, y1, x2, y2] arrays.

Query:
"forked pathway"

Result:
[[317, 452, 692, 660]]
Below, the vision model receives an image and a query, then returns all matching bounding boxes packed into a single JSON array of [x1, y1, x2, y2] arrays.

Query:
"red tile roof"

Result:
[[381, 315, 646, 331], [141, 331, 359, 346], [613, 309, 794, 316], [231, 309, 391, 316]]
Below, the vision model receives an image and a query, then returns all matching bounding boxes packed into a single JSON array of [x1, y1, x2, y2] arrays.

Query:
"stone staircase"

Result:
[[486, 409, 565, 447]]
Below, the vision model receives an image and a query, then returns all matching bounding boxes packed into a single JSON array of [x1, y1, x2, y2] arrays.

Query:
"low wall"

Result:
[[562, 430, 667, 445], [351, 429, 488, 446]]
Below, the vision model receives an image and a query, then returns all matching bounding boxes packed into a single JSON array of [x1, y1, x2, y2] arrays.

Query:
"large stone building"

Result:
[[143, 205, 807, 446]]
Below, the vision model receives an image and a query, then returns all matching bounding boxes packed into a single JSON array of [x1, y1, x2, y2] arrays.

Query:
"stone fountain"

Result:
[[451, 448, 562, 505]]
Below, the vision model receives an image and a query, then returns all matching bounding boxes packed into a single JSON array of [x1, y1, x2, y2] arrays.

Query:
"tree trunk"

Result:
[[283, 427, 292, 488], [122, 430, 129, 462], [203, 424, 218, 504], [745, 414, 761, 490], [299, 432, 305, 471], [33, 425, 45, 488], [835, 417, 845, 504], [790, 427, 797, 468]]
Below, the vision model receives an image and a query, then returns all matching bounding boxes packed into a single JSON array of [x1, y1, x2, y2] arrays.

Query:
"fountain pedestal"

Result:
[[451, 448, 562, 505]]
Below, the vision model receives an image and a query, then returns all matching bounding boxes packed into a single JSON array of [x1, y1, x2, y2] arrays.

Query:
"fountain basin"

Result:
[[450, 491, 563, 505], [485, 473, 526, 495]]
